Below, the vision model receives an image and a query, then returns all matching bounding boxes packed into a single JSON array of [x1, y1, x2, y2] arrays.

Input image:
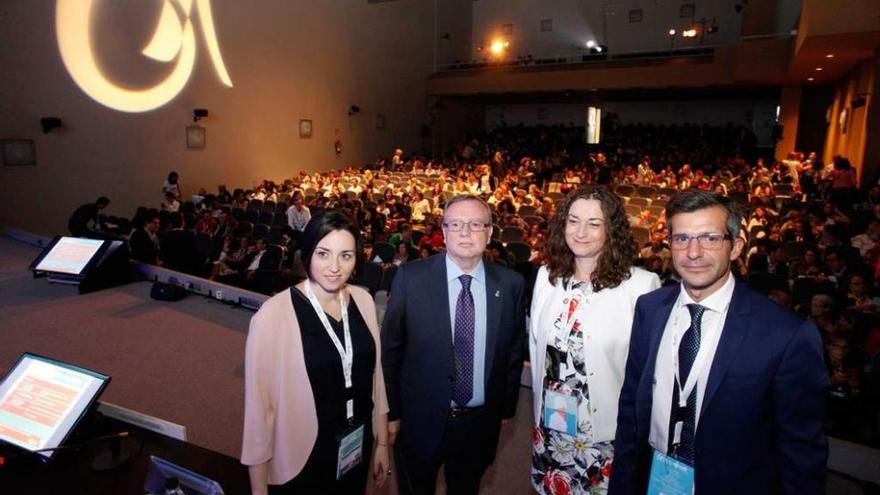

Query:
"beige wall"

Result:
[[823, 52, 878, 184], [775, 85, 802, 161], [0, 1, 434, 235]]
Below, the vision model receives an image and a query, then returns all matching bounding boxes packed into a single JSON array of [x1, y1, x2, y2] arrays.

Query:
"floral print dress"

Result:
[[532, 281, 614, 495]]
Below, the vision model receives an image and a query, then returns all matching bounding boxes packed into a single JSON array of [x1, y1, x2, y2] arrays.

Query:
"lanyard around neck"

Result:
[[303, 279, 354, 418]]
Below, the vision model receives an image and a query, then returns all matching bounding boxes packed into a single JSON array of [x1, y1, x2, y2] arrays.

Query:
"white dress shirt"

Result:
[[649, 272, 735, 453]]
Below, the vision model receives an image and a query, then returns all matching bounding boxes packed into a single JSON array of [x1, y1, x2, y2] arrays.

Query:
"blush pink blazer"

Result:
[[240, 285, 389, 485]]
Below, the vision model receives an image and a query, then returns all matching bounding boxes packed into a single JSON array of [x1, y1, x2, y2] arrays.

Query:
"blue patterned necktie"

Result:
[[452, 274, 475, 407], [674, 303, 705, 463]]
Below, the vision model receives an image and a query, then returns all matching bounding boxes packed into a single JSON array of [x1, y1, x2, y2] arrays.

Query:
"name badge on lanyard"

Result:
[[303, 280, 363, 479], [647, 449, 694, 495]]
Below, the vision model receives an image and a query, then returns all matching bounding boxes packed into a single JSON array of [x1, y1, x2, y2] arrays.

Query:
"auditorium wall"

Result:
[[484, 99, 780, 146], [468, 0, 744, 62], [823, 50, 879, 186], [0, 1, 436, 235]]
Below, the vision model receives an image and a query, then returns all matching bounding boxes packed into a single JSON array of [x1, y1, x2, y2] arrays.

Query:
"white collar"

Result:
[[677, 271, 735, 314]]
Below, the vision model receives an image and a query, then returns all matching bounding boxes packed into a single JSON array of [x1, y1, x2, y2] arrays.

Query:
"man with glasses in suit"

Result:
[[382, 195, 526, 495], [610, 190, 827, 495]]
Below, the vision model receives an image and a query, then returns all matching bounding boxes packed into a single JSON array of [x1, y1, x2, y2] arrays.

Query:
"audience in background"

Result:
[[78, 119, 879, 448]]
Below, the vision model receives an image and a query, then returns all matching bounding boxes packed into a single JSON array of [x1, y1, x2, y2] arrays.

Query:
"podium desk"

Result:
[[0, 414, 249, 494]]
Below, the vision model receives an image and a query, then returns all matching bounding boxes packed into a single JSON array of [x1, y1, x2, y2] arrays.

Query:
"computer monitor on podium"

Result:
[[0, 353, 110, 459]]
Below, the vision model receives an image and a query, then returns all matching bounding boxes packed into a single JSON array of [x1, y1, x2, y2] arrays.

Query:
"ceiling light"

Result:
[[489, 40, 506, 56], [825, 54, 834, 58], [807, 77, 814, 81], [815, 67, 823, 71]]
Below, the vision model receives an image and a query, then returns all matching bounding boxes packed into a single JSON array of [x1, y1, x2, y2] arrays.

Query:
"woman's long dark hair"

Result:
[[543, 186, 636, 291]]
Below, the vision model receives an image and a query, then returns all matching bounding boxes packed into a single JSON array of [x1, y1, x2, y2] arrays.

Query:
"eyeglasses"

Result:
[[669, 232, 732, 250], [443, 220, 491, 232]]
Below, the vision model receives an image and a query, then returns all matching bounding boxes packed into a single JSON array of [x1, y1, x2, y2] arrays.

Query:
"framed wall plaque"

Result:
[[299, 119, 313, 138], [186, 126, 206, 149], [2, 139, 36, 166]]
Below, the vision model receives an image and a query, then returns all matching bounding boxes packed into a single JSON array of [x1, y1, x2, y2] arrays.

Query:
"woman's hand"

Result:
[[372, 443, 391, 487]]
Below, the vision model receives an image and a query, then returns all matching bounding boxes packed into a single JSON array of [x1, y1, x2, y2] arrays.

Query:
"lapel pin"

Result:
[[495, 290, 501, 298]]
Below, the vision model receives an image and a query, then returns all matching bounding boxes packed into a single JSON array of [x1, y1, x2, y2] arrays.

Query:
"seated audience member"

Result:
[[217, 184, 232, 204], [852, 221, 880, 257], [129, 213, 160, 264], [159, 212, 200, 274], [790, 248, 823, 278], [416, 222, 444, 251], [286, 192, 311, 232], [391, 241, 414, 266], [68, 196, 110, 237], [194, 209, 217, 235], [387, 223, 415, 249], [211, 235, 255, 280], [844, 273, 879, 313], [409, 191, 431, 222]]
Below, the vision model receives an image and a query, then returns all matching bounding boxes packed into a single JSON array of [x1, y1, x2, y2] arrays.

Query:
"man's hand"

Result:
[[388, 420, 401, 445]]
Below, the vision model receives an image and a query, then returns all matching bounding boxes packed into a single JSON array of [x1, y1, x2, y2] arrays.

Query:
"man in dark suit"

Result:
[[610, 191, 827, 495], [159, 212, 200, 274], [382, 195, 525, 495], [129, 213, 160, 264]]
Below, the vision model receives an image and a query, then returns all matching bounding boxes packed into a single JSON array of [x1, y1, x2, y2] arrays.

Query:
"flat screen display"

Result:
[[0, 353, 110, 458], [34, 237, 106, 275]]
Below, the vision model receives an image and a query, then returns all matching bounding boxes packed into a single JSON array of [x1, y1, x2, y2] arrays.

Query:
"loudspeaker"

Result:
[[41, 117, 62, 134], [150, 281, 186, 301]]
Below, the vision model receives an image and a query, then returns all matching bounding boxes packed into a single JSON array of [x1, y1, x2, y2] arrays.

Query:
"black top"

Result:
[[290, 287, 375, 426], [275, 288, 375, 493]]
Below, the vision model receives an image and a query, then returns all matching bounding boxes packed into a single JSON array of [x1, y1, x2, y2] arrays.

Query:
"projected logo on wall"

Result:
[[56, 0, 233, 113]]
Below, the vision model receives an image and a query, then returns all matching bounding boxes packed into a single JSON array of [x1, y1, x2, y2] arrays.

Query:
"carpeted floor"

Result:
[[0, 237, 252, 460], [0, 236, 865, 494]]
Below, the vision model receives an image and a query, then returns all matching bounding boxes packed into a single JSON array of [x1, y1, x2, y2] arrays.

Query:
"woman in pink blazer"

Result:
[[242, 211, 390, 494]]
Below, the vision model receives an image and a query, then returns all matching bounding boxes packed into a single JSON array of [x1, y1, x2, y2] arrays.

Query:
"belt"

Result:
[[448, 405, 484, 418]]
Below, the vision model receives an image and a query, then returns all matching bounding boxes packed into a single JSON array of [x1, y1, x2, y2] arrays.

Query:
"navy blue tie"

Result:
[[452, 275, 475, 407], [674, 303, 705, 463]]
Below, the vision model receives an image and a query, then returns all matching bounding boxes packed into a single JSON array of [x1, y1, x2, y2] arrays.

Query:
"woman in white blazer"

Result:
[[529, 186, 660, 494]]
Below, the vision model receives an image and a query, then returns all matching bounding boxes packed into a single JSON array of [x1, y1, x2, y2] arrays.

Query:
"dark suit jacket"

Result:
[[381, 254, 526, 465], [610, 280, 827, 495], [128, 228, 158, 264], [159, 229, 200, 274]]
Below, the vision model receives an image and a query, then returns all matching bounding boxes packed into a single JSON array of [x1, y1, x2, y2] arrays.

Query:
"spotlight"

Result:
[[489, 40, 506, 56], [682, 29, 698, 38], [588, 44, 607, 54], [668, 29, 677, 36], [815, 67, 823, 71], [193, 108, 208, 122], [825, 54, 834, 58], [586, 40, 596, 48], [807, 77, 815, 81], [706, 25, 718, 34]]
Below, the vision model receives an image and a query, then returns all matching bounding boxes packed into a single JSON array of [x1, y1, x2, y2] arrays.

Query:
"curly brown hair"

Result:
[[543, 185, 636, 291]]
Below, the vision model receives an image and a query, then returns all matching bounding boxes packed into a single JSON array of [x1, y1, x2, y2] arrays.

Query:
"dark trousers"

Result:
[[394, 412, 489, 495]]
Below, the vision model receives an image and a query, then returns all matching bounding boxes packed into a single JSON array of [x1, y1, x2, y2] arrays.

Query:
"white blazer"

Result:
[[529, 265, 660, 443]]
